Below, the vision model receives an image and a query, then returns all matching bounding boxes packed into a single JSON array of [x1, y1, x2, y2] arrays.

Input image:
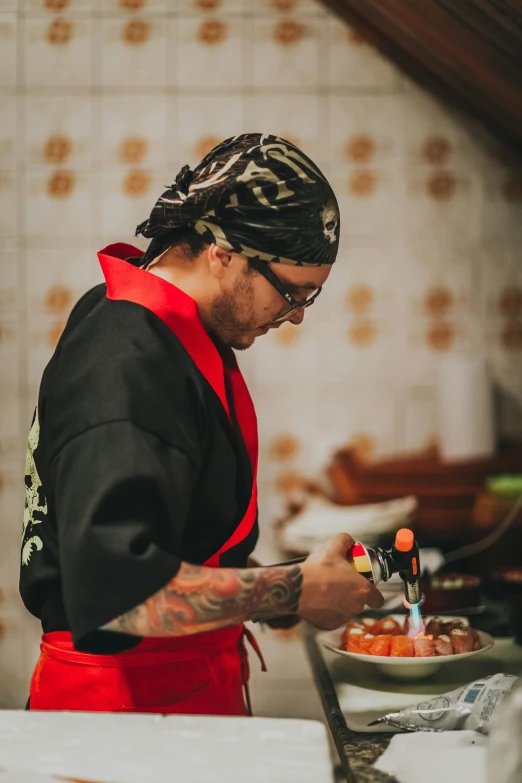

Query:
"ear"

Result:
[[207, 243, 234, 279]]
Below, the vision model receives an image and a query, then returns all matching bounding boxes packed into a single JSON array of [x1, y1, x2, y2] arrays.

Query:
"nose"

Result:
[[288, 308, 305, 326]]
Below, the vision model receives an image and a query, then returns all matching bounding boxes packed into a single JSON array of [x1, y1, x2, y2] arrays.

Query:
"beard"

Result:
[[209, 269, 260, 350]]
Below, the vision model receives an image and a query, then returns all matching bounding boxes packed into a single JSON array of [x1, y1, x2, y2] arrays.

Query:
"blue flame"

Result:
[[408, 601, 424, 636]]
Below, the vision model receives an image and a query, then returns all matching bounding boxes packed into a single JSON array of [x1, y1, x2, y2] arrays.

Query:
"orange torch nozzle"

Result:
[[395, 528, 414, 553]]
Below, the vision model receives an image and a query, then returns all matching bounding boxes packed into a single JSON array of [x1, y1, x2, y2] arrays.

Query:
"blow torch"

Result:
[[261, 528, 422, 616]]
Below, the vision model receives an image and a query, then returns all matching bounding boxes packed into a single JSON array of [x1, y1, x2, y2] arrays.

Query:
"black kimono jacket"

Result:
[[19, 243, 259, 653]]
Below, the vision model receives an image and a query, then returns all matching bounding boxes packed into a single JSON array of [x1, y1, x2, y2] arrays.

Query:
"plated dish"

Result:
[[319, 615, 494, 681]]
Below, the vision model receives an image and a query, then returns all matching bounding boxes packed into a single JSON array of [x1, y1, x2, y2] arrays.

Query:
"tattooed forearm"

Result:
[[102, 562, 303, 637]]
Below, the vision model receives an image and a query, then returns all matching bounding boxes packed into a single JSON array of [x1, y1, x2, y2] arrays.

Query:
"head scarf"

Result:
[[135, 133, 340, 267]]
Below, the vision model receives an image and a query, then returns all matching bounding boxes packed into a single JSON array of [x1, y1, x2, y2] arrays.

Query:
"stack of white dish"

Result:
[[279, 495, 418, 554]]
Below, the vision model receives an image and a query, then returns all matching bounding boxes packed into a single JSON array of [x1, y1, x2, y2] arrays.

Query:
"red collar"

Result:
[[97, 243, 230, 419]]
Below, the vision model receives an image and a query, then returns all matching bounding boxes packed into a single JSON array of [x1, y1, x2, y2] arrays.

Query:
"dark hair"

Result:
[[166, 226, 210, 259], [142, 226, 210, 268]]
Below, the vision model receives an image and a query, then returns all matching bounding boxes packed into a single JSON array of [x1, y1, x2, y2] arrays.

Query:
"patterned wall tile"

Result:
[[0, 535, 26, 624], [255, 382, 320, 482], [0, 390, 24, 539], [0, 535, 30, 697], [405, 246, 474, 310], [178, 0, 244, 14], [482, 165, 522, 243], [0, 390, 22, 465], [0, 12, 17, 87], [0, 95, 17, 168], [487, 320, 522, 362], [327, 95, 399, 168], [0, 635, 26, 704], [0, 251, 20, 392], [326, 16, 400, 89], [485, 327, 522, 411], [176, 94, 245, 165], [399, 249, 475, 375], [404, 166, 481, 247], [0, 449, 25, 535], [23, 15, 93, 87], [316, 311, 404, 387], [25, 95, 94, 170], [396, 385, 437, 455], [23, 609, 42, 685], [398, 88, 475, 167], [26, 247, 98, 387], [254, 0, 324, 16], [332, 167, 404, 241], [0, 680, 29, 710], [96, 168, 165, 237], [317, 382, 400, 463], [25, 170, 93, 237], [100, 15, 168, 87], [0, 171, 18, 239], [314, 244, 400, 323], [25, 0, 92, 13], [244, 94, 319, 158], [174, 16, 244, 88], [99, 0, 168, 14], [251, 16, 322, 88], [254, 318, 320, 393], [480, 243, 522, 321], [100, 94, 168, 168], [480, 242, 522, 401]]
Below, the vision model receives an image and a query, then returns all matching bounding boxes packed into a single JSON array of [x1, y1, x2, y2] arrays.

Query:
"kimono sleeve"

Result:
[[50, 420, 199, 652]]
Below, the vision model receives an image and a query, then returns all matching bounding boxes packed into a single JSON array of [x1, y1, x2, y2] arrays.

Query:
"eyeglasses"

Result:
[[248, 257, 322, 324]]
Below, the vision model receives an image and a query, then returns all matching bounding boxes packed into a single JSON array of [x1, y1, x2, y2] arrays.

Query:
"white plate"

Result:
[[318, 616, 495, 681]]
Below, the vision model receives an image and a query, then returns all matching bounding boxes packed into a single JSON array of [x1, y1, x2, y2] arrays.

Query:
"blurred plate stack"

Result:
[[277, 495, 418, 556]]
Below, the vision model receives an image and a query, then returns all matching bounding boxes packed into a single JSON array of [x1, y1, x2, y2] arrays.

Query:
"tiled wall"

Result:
[[1, 0, 522, 708]]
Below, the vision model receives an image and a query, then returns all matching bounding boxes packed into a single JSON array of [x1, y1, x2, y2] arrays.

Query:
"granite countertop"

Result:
[[334, 731, 395, 783]]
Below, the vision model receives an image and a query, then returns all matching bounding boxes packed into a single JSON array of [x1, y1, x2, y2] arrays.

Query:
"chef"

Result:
[[20, 134, 383, 716]]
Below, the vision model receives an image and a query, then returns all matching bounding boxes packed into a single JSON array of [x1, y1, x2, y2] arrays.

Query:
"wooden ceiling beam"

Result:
[[321, 0, 522, 154]]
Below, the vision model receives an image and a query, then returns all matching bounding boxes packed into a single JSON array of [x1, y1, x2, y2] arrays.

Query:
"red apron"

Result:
[[29, 244, 265, 716]]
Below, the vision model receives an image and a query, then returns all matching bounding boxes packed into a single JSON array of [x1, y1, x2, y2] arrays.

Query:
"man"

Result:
[[20, 134, 383, 716]]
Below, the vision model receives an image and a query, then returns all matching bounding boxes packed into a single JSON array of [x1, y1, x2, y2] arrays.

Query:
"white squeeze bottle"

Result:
[[487, 683, 522, 783]]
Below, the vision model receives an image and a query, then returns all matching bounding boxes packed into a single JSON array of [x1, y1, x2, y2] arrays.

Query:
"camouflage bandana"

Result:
[[135, 133, 340, 267]]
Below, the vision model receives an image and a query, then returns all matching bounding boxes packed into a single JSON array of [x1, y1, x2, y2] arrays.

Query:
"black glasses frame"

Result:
[[248, 257, 322, 324]]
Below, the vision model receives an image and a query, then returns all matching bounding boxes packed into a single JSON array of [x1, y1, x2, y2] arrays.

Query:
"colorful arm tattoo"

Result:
[[103, 563, 303, 637]]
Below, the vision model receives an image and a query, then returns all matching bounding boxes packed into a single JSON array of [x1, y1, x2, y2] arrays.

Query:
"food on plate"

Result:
[[425, 616, 443, 638], [443, 618, 467, 633], [340, 622, 364, 649], [369, 634, 392, 656], [433, 634, 453, 656], [471, 629, 481, 651], [424, 616, 466, 638], [360, 617, 382, 635], [413, 635, 435, 657], [450, 626, 474, 654], [340, 615, 481, 658], [390, 635, 414, 657], [378, 617, 402, 635], [345, 628, 374, 654]]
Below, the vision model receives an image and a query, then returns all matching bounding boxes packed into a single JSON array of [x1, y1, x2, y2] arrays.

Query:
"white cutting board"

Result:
[[0, 712, 333, 783], [327, 637, 522, 732]]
